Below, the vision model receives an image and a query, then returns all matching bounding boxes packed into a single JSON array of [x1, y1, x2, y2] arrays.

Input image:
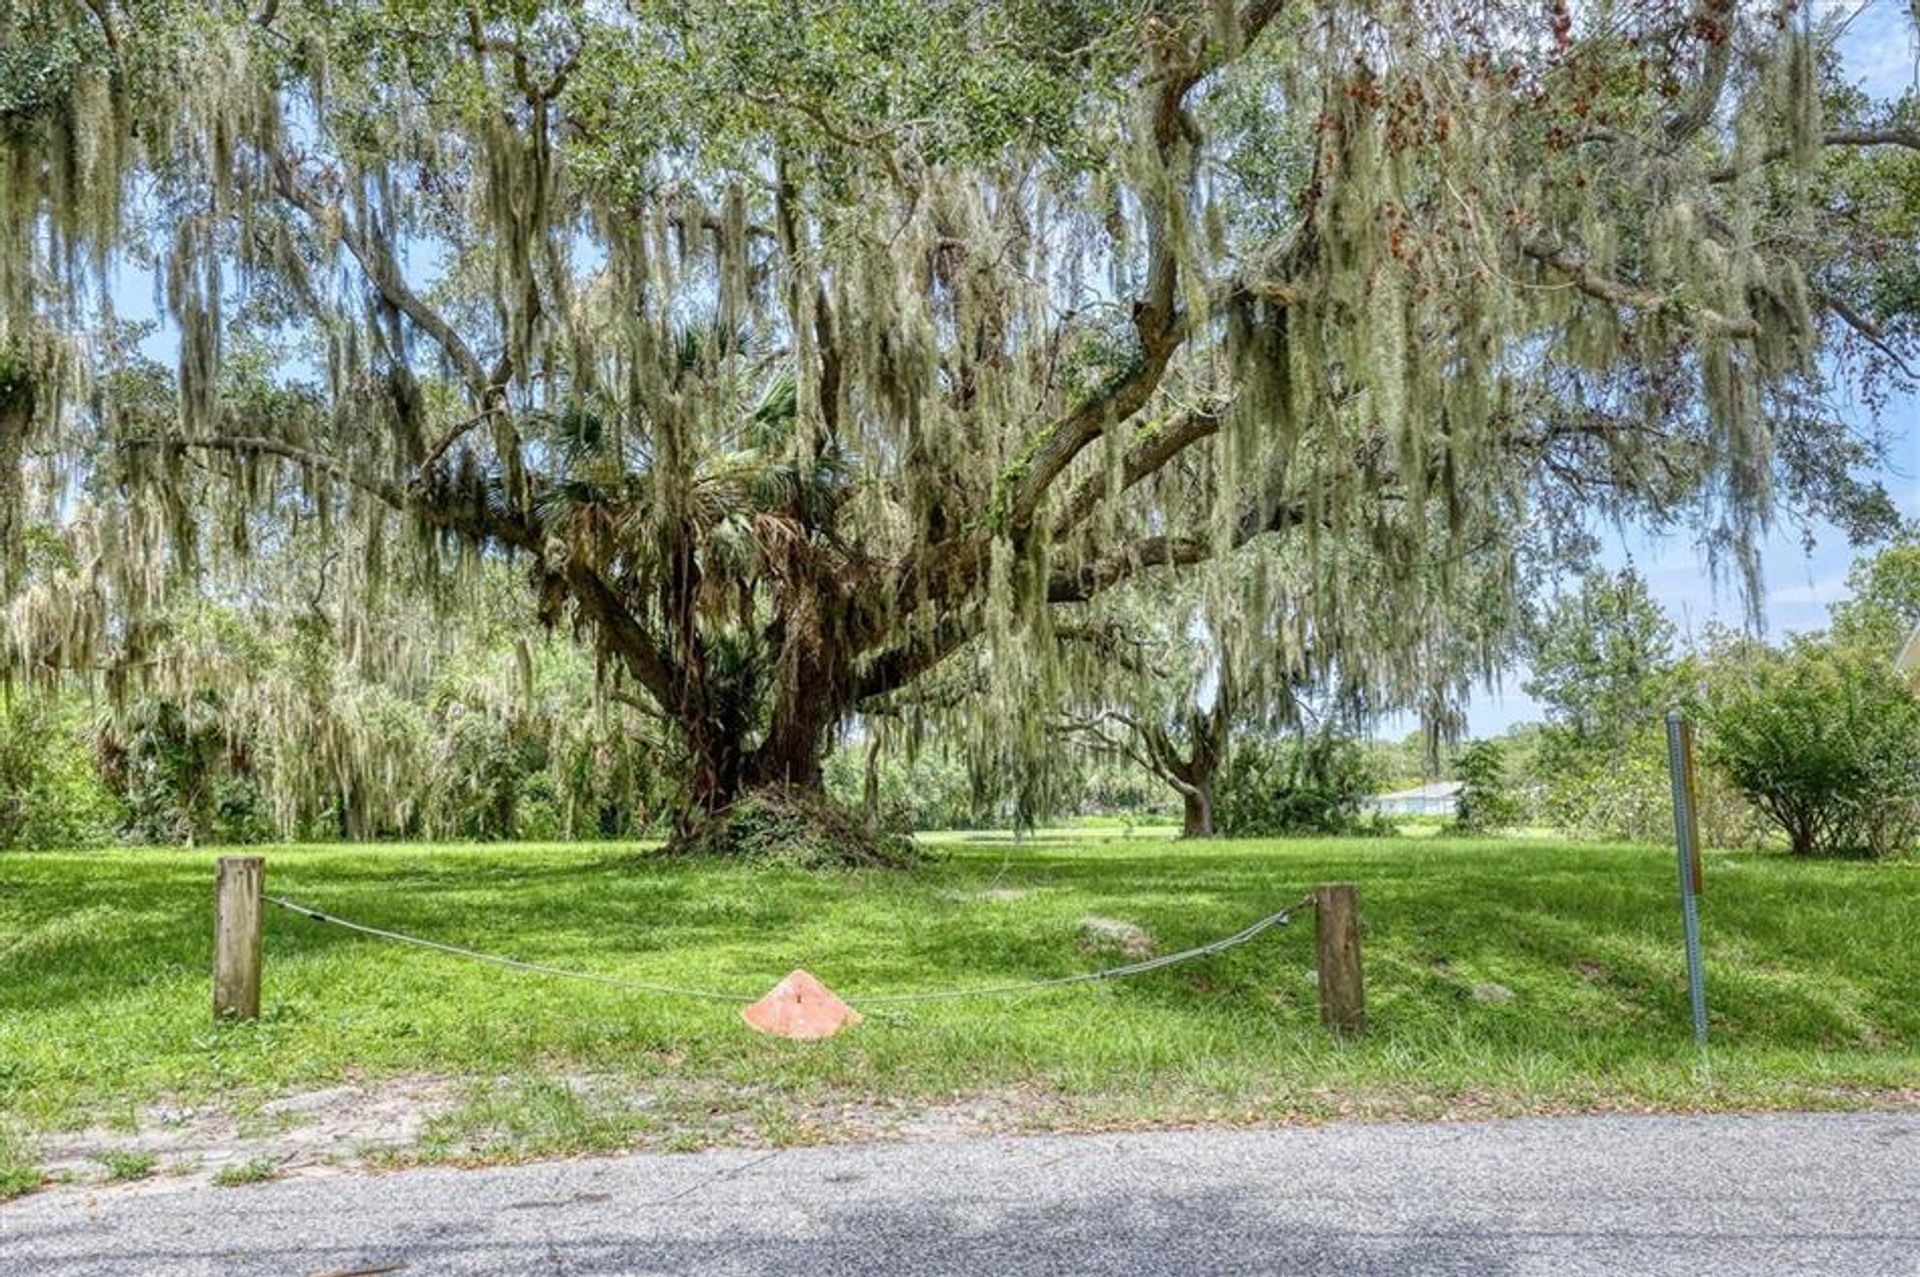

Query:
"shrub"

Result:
[[1538, 725, 1770, 849], [1214, 734, 1381, 837], [0, 697, 123, 849], [664, 785, 920, 868], [1703, 639, 1920, 857], [102, 694, 267, 845]]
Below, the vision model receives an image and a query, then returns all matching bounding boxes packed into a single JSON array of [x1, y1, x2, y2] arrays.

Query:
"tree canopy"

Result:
[[2, 0, 1916, 842], [1524, 567, 1678, 747]]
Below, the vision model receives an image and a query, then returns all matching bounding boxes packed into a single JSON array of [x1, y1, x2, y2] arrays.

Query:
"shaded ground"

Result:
[[6, 1113, 1917, 1276]]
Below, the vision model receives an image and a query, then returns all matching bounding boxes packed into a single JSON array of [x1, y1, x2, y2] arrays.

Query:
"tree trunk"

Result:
[[1181, 781, 1214, 839], [862, 728, 883, 829], [1156, 693, 1228, 840], [0, 362, 31, 592], [673, 621, 850, 833]]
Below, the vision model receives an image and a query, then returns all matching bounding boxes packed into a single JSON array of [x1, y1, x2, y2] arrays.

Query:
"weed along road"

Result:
[[5, 1112, 1917, 1275]]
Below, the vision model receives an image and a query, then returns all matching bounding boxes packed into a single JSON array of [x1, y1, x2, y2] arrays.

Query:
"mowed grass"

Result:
[[3, 834, 1918, 1188]]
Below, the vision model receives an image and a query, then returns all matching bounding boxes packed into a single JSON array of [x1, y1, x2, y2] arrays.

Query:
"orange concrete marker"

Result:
[[741, 969, 863, 1039]]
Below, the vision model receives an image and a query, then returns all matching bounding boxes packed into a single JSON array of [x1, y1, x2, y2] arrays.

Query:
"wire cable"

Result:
[[267, 891, 1317, 1009], [267, 896, 756, 1003]]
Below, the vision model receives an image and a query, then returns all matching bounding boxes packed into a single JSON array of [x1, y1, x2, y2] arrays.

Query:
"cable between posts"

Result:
[[856, 894, 1316, 1005], [267, 896, 754, 1003], [266, 891, 1317, 1009]]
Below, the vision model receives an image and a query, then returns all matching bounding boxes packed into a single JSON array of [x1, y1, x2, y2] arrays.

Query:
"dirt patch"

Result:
[[934, 885, 1033, 904], [1077, 916, 1155, 958], [24, 1074, 1920, 1202], [792, 1090, 1058, 1144], [26, 1075, 1071, 1197], [36, 1077, 463, 1193]]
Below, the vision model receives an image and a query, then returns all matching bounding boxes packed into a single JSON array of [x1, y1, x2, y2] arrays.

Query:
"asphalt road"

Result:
[[4, 1112, 1917, 1275]]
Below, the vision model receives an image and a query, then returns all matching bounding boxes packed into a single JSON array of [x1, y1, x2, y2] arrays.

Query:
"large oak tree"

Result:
[[1, 0, 1914, 840]]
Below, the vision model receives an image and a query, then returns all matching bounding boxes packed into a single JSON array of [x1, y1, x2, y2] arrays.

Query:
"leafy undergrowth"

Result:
[[3, 833, 1918, 1191], [659, 785, 920, 868]]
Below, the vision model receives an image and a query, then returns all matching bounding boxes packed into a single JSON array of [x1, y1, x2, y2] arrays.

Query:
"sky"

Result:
[[1453, 2, 1920, 736]]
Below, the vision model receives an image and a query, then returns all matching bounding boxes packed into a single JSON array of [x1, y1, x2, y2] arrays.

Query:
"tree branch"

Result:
[[1819, 288, 1918, 378], [417, 406, 505, 478], [270, 156, 497, 400], [1052, 622, 1165, 679], [564, 564, 681, 712], [1521, 239, 1759, 338], [852, 614, 982, 703], [996, 0, 1290, 542], [1056, 710, 1168, 783], [120, 435, 405, 507], [1709, 128, 1920, 182], [999, 340, 1185, 538], [1046, 534, 1210, 603], [1047, 493, 1310, 603], [1053, 406, 1221, 537], [1663, 0, 1738, 146]]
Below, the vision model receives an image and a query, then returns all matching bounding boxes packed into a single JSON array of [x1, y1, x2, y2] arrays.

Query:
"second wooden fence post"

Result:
[[214, 855, 265, 1022], [1315, 882, 1365, 1036]]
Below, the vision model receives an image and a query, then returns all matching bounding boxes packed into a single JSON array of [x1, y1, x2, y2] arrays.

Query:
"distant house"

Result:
[[1367, 781, 1464, 818]]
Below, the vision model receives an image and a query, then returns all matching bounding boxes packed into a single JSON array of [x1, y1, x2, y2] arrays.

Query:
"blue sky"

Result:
[[1458, 5, 1920, 735]]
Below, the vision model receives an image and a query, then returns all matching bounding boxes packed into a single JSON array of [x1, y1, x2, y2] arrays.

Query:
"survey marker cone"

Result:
[[741, 969, 862, 1039]]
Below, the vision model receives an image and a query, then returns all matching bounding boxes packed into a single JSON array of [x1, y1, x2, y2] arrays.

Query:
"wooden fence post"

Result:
[[214, 856, 264, 1022], [1314, 882, 1365, 1036]]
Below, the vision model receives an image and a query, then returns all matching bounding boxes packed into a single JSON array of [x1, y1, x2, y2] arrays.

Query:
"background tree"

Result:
[[1522, 568, 1703, 841], [1063, 681, 1237, 839], [1830, 528, 1920, 663], [1525, 569, 1679, 749], [1452, 739, 1522, 834], [1053, 563, 1287, 840], [2, 0, 1915, 854], [0, 697, 119, 849]]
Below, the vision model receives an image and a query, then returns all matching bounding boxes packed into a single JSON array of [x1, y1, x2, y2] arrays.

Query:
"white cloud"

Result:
[[1765, 573, 1850, 608]]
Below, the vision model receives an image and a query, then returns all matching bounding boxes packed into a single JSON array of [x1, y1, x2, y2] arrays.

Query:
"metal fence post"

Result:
[[1665, 712, 1708, 1046]]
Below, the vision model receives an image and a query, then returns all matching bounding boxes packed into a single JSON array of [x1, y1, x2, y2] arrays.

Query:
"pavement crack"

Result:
[[651, 1149, 785, 1208]]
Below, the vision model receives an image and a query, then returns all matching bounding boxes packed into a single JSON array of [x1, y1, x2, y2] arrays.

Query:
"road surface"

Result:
[[4, 1112, 1916, 1275]]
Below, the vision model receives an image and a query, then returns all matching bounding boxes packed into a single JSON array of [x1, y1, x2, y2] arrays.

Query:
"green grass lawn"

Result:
[[3, 834, 1918, 1193]]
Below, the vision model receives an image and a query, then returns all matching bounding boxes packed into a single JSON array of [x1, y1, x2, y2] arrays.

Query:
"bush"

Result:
[[0, 697, 122, 849], [663, 785, 919, 868], [102, 695, 272, 845], [1703, 639, 1920, 857], [1537, 725, 1771, 849], [1214, 734, 1382, 837]]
